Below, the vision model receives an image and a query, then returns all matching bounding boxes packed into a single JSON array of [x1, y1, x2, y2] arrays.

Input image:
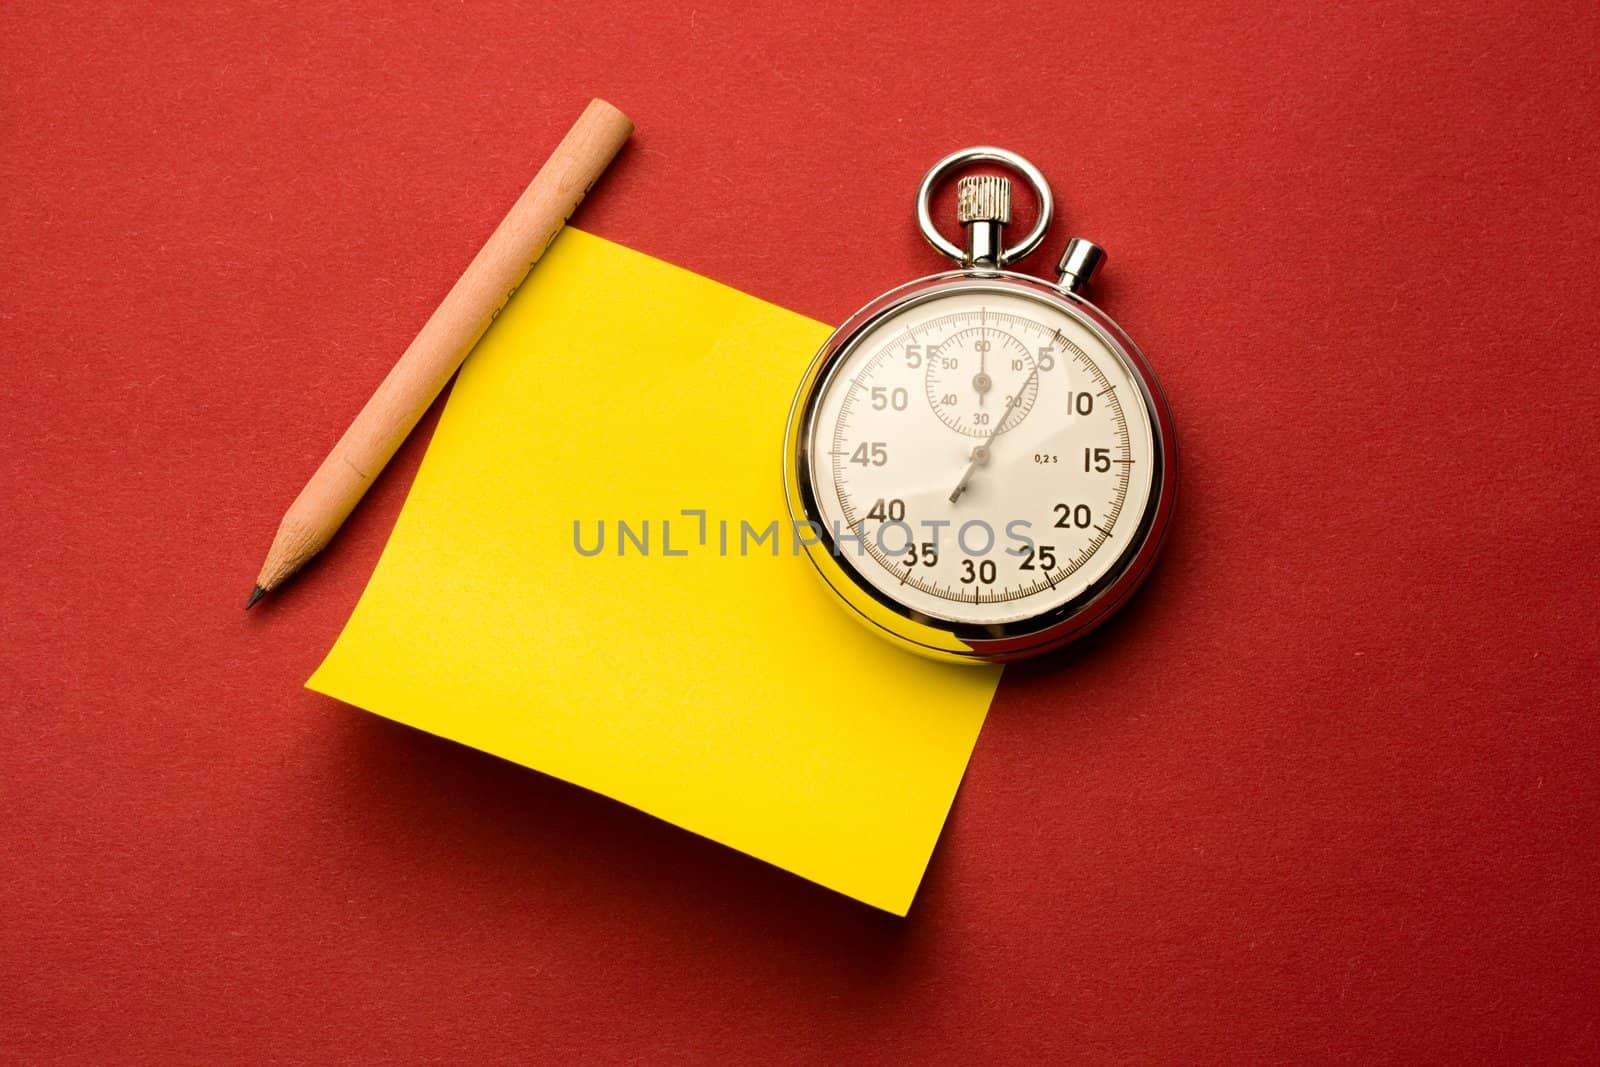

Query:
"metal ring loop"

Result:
[[915, 146, 1054, 267]]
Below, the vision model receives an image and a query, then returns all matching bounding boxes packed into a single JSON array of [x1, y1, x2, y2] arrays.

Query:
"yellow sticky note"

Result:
[[308, 229, 1000, 914]]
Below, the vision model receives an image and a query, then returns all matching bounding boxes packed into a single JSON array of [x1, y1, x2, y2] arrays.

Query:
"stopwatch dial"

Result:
[[808, 287, 1156, 627], [923, 327, 1039, 437]]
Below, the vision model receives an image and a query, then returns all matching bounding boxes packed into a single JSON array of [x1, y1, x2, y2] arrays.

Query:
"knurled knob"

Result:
[[957, 175, 1012, 225]]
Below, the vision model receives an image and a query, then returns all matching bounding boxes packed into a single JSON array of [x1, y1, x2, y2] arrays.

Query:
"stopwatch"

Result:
[[782, 147, 1177, 663]]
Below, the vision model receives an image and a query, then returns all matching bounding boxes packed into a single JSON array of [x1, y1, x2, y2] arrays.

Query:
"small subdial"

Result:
[[924, 326, 1039, 437]]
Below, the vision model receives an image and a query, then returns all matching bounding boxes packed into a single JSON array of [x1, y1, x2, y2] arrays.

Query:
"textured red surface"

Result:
[[3, 2, 1598, 1062]]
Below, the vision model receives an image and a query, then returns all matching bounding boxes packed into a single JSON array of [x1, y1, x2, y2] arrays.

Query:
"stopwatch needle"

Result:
[[948, 365, 1038, 503], [947, 446, 990, 503]]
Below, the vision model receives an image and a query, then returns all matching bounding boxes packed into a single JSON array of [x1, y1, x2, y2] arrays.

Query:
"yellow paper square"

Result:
[[308, 229, 999, 914]]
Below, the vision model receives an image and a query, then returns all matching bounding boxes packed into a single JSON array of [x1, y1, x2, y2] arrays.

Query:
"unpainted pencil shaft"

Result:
[[250, 99, 632, 604]]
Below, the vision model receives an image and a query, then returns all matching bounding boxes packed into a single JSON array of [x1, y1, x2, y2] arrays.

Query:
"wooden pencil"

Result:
[[248, 98, 633, 607]]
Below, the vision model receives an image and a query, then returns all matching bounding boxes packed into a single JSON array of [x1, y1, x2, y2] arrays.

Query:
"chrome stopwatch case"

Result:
[[783, 147, 1177, 663]]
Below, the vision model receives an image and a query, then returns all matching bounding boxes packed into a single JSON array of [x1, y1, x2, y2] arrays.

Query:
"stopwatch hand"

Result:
[[948, 449, 986, 503]]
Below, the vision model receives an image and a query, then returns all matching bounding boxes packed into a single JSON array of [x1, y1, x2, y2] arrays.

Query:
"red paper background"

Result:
[[3, 2, 1597, 1062]]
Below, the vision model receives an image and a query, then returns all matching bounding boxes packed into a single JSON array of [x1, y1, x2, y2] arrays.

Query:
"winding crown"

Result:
[[956, 175, 1012, 225]]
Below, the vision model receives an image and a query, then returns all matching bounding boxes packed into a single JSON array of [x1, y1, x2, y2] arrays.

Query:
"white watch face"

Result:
[[807, 284, 1157, 626]]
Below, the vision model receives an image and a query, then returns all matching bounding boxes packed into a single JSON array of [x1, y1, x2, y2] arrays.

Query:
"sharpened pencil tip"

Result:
[[246, 585, 267, 610]]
